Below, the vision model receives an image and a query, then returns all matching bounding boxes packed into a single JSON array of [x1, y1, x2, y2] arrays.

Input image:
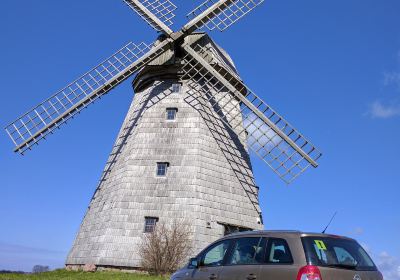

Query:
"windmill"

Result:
[[5, 0, 322, 270]]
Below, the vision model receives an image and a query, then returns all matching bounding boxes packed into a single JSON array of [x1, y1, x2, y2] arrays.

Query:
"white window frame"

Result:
[[166, 108, 178, 121], [172, 83, 182, 93], [156, 162, 169, 177], [144, 217, 159, 233]]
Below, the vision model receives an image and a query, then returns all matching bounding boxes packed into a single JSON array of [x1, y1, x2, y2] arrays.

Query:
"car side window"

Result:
[[202, 240, 231, 267], [227, 237, 267, 265], [266, 238, 293, 264]]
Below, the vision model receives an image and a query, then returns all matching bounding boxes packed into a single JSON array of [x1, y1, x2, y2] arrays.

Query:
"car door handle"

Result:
[[209, 273, 217, 280], [246, 274, 257, 280]]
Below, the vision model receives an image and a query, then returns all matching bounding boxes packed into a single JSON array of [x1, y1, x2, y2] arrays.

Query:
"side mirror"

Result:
[[188, 257, 199, 268]]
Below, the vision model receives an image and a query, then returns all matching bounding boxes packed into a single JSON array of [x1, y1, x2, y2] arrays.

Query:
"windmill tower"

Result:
[[5, 0, 322, 270]]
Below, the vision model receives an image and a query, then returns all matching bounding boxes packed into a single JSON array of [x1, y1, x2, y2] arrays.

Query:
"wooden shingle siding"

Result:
[[66, 34, 262, 269]]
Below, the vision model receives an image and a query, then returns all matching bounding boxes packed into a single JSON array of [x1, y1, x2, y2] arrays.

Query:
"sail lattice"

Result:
[[124, 0, 177, 32], [182, 44, 321, 183], [5, 41, 170, 153], [187, 0, 264, 32]]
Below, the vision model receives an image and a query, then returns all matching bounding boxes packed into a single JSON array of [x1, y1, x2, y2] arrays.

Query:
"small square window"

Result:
[[172, 83, 181, 93], [166, 108, 177, 121], [144, 217, 158, 233], [156, 162, 169, 176]]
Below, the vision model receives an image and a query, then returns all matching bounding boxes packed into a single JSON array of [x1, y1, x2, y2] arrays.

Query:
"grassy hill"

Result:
[[0, 270, 169, 280]]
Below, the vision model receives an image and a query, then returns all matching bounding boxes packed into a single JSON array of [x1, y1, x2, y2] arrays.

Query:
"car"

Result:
[[170, 230, 383, 280]]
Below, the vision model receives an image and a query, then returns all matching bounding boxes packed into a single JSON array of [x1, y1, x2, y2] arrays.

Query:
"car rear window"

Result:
[[302, 236, 377, 271]]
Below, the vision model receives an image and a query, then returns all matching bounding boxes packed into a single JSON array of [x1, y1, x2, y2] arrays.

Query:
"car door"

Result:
[[190, 239, 232, 280], [258, 238, 299, 279], [219, 237, 267, 280]]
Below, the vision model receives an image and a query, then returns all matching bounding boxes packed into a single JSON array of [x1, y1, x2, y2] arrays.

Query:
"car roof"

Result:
[[220, 230, 355, 241]]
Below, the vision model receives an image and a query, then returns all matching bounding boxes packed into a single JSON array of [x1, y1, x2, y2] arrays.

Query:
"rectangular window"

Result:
[[144, 217, 158, 233], [166, 108, 177, 121], [172, 83, 181, 93], [227, 237, 267, 265], [223, 224, 251, 236], [266, 238, 293, 264], [156, 162, 169, 176]]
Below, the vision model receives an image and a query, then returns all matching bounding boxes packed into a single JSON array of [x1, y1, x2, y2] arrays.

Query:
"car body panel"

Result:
[[258, 264, 300, 279], [219, 264, 261, 280], [189, 266, 222, 280], [319, 267, 383, 280]]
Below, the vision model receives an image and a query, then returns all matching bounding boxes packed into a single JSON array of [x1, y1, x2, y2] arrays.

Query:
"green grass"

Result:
[[0, 270, 169, 280]]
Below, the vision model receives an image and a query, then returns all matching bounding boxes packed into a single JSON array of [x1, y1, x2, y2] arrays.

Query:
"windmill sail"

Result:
[[5, 0, 322, 183], [5, 40, 171, 154], [184, 0, 264, 33], [6, 0, 324, 271], [123, 0, 176, 34], [182, 44, 321, 183]]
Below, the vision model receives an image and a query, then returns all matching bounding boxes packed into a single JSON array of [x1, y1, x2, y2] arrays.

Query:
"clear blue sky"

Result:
[[0, 0, 399, 278]]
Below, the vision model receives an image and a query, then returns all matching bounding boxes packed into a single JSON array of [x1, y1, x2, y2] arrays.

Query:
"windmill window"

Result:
[[156, 162, 169, 176], [223, 224, 252, 236], [144, 217, 158, 233], [172, 83, 181, 93], [166, 108, 178, 121]]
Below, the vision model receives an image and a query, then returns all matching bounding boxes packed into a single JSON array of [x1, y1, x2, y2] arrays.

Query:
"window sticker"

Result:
[[315, 240, 327, 250]]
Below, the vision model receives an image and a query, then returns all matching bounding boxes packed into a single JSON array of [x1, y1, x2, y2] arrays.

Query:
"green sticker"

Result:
[[315, 240, 327, 250]]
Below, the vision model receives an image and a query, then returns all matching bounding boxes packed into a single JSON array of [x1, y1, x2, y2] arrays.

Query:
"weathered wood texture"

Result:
[[66, 34, 263, 269]]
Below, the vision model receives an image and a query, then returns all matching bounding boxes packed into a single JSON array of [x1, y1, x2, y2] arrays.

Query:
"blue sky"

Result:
[[0, 0, 399, 278]]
